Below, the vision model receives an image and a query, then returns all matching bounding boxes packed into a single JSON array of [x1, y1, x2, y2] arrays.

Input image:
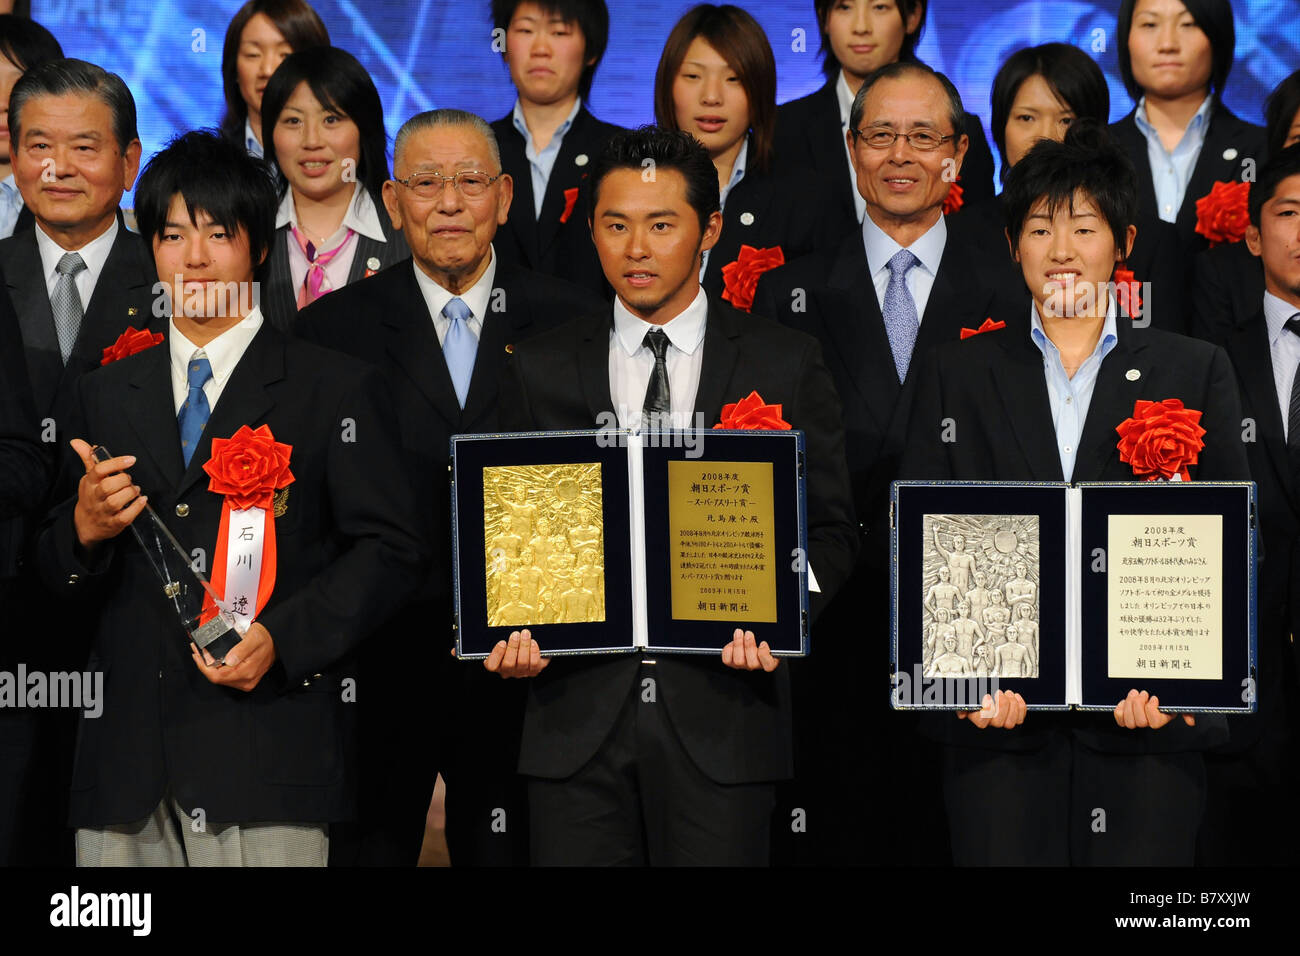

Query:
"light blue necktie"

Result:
[[178, 356, 213, 467], [442, 297, 477, 408], [883, 248, 920, 382]]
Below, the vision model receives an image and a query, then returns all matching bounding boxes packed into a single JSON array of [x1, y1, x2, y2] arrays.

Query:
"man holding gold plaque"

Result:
[[489, 127, 857, 865]]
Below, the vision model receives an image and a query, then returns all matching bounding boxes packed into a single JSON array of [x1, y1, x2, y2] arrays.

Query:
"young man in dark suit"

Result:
[[1196, 145, 1300, 864], [297, 108, 603, 866], [36, 130, 427, 866], [1109, 0, 1265, 334], [899, 122, 1247, 865], [754, 60, 1002, 866], [0, 58, 156, 867], [774, 0, 995, 228], [489, 126, 858, 866], [489, 0, 621, 298]]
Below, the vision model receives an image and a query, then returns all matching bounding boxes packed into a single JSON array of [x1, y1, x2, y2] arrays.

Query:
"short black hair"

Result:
[[1248, 143, 1300, 228], [0, 14, 62, 74], [587, 125, 719, 235], [10, 58, 138, 154], [492, 0, 609, 101], [1117, 0, 1235, 104], [260, 46, 391, 204], [990, 43, 1109, 176], [849, 60, 964, 137], [134, 129, 278, 271], [1002, 120, 1137, 252], [1265, 69, 1300, 160], [813, 0, 926, 81]]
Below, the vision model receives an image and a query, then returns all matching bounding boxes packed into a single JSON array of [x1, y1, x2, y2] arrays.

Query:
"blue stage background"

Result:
[[31, 0, 1299, 178]]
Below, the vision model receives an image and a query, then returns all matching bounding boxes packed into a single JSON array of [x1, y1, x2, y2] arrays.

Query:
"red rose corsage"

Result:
[[713, 391, 791, 430], [1116, 399, 1205, 482], [720, 244, 785, 313], [959, 317, 1006, 339], [101, 326, 163, 366], [1194, 180, 1250, 247], [203, 424, 295, 510]]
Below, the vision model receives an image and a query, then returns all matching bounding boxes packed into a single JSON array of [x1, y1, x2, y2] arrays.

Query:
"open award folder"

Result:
[[890, 481, 1257, 713], [451, 429, 809, 658]]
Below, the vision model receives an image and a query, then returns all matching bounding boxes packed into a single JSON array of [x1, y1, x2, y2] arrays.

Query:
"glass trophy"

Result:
[[92, 445, 246, 664]]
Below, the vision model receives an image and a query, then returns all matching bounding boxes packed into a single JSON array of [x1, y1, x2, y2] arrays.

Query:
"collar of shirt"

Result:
[[512, 96, 582, 150], [1264, 291, 1300, 347], [413, 245, 497, 343], [719, 137, 749, 212], [862, 210, 946, 281], [1134, 94, 1213, 147], [1028, 294, 1119, 364], [167, 306, 265, 414], [35, 215, 119, 302], [613, 284, 708, 359], [275, 182, 388, 244], [835, 70, 855, 129], [0, 172, 23, 237], [244, 117, 264, 159]]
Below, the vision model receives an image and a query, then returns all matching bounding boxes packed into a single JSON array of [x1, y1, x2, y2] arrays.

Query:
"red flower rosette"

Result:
[[1114, 266, 1143, 317], [713, 390, 791, 430], [100, 326, 163, 366], [1115, 399, 1206, 482], [1194, 180, 1250, 247], [959, 317, 1006, 339], [720, 244, 785, 313], [559, 186, 580, 224], [203, 424, 295, 510], [941, 177, 964, 216]]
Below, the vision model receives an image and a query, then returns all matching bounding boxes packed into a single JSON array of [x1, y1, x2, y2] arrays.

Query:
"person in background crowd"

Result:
[[0, 14, 61, 237], [653, 4, 849, 307], [255, 46, 407, 331], [489, 0, 621, 298], [218, 0, 329, 162], [1109, 0, 1264, 333], [774, 0, 996, 230]]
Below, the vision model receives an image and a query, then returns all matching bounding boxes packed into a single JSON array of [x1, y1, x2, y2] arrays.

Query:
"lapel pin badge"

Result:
[[127, 306, 138, 316], [739, 211, 755, 226], [1222, 147, 1238, 161], [575, 154, 589, 167], [366, 256, 381, 271], [1126, 368, 1140, 381], [504, 343, 513, 354]]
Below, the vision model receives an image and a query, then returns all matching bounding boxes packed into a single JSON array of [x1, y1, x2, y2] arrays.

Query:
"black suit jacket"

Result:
[[1110, 105, 1266, 334], [1189, 240, 1264, 343], [0, 271, 46, 524], [899, 311, 1244, 754], [257, 197, 410, 333], [491, 106, 622, 299], [497, 297, 858, 784], [701, 161, 853, 302], [773, 79, 996, 226], [35, 323, 428, 827]]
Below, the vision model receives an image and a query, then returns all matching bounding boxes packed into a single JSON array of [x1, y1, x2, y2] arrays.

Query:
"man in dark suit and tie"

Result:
[[754, 60, 1003, 865], [36, 129, 427, 866], [1198, 145, 1300, 864], [489, 0, 622, 298], [488, 126, 858, 866], [297, 108, 602, 866], [0, 58, 156, 866]]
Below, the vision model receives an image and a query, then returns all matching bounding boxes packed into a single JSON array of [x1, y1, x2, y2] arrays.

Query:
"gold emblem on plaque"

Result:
[[484, 463, 605, 627]]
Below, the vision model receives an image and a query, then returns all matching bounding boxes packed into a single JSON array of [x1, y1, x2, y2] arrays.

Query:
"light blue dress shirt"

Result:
[[699, 138, 748, 281], [1134, 95, 1213, 224], [1263, 292, 1300, 441], [1029, 297, 1119, 481], [244, 117, 263, 160], [861, 210, 946, 322], [0, 174, 24, 239], [512, 96, 582, 219]]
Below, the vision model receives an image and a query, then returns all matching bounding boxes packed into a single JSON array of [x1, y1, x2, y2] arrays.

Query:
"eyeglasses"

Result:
[[393, 170, 501, 198], [851, 128, 954, 151]]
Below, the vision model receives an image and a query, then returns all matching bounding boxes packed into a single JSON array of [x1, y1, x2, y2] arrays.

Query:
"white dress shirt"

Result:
[[1264, 291, 1300, 441], [276, 183, 388, 302], [861, 210, 946, 322], [168, 307, 265, 415], [35, 215, 119, 312], [835, 70, 867, 224], [412, 245, 497, 347], [608, 285, 708, 430]]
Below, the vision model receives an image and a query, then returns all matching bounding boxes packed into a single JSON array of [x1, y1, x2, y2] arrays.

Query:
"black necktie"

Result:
[[1287, 315, 1300, 472], [641, 328, 671, 427]]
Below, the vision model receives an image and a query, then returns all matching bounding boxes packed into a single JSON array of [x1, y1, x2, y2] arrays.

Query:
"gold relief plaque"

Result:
[[668, 460, 777, 623], [484, 463, 605, 627]]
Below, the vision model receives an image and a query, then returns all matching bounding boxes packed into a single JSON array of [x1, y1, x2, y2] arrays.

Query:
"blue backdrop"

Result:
[[30, 0, 1300, 174]]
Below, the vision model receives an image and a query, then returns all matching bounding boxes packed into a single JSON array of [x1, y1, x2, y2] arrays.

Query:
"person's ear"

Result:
[[497, 172, 514, 225], [1244, 222, 1262, 258], [122, 139, 143, 191], [699, 209, 724, 253], [903, 3, 925, 36], [1006, 227, 1020, 264], [382, 179, 402, 231], [1119, 223, 1137, 263]]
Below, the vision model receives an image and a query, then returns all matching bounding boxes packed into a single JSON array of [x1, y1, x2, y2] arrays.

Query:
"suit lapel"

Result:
[[824, 235, 899, 424], [124, 337, 184, 490], [578, 309, 615, 423], [989, 323, 1064, 480], [498, 119, 540, 261], [535, 108, 596, 254], [461, 266, 534, 423], [381, 264, 463, 428], [691, 301, 741, 423], [812, 82, 856, 217], [1072, 321, 1154, 481], [69, 224, 152, 366], [260, 227, 297, 332], [1177, 105, 1244, 233], [1227, 313, 1297, 508], [5, 229, 60, 411]]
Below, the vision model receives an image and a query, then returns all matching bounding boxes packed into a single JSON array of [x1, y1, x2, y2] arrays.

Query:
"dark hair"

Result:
[[135, 129, 278, 271], [1248, 143, 1300, 228], [587, 125, 720, 235], [813, 0, 926, 82], [10, 58, 138, 153], [1002, 120, 1136, 252], [653, 5, 776, 174], [1117, 0, 1234, 104], [260, 46, 389, 203], [492, 0, 609, 101], [219, 0, 330, 145], [990, 43, 1109, 176], [849, 60, 964, 137], [0, 15, 62, 75], [7, 1, 30, 16], [1265, 69, 1300, 159]]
